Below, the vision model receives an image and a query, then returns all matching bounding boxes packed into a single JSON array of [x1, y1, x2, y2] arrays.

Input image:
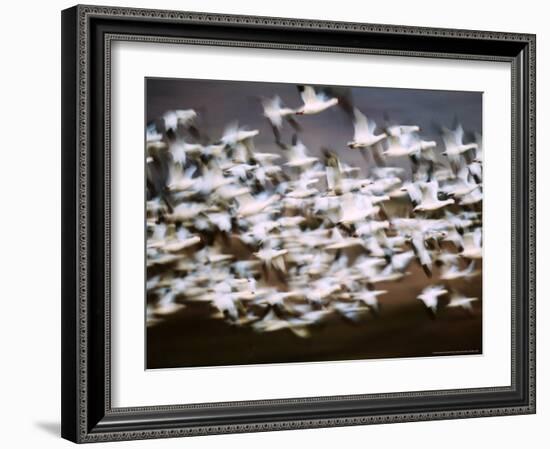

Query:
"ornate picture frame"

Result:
[[61, 4, 536, 443]]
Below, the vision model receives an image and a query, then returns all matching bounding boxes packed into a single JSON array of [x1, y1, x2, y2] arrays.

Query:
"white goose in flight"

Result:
[[254, 242, 288, 273], [252, 309, 311, 338], [146, 123, 163, 142], [261, 95, 299, 143], [442, 165, 479, 198], [339, 193, 380, 225], [235, 192, 280, 217], [347, 108, 387, 148], [221, 122, 259, 146], [460, 228, 482, 259], [410, 231, 433, 277], [353, 256, 386, 279], [333, 301, 370, 322], [417, 285, 448, 314], [384, 133, 416, 158], [195, 163, 234, 195], [473, 133, 483, 163], [414, 181, 455, 212], [262, 95, 295, 128], [440, 261, 480, 281], [386, 124, 420, 137], [284, 138, 318, 168], [295, 86, 338, 115], [390, 250, 415, 273], [447, 292, 478, 313], [459, 187, 483, 206], [207, 211, 233, 233], [212, 292, 240, 322], [398, 181, 423, 207], [167, 165, 197, 192], [162, 227, 201, 253], [368, 262, 408, 284], [303, 278, 341, 306], [353, 289, 388, 312], [325, 228, 364, 250], [355, 220, 390, 238], [162, 109, 197, 133], [287, 177, 320, 199], [153, 289, 185, 316], [168, 140, 203, 166], [441, 123, 478, 157]]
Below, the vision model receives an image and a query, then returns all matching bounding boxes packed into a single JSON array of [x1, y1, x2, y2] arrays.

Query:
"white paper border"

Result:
[[111, 41, 511, 408]]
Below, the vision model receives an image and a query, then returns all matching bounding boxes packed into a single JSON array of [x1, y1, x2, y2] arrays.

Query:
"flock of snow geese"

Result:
[[146, 85, 482, 339]]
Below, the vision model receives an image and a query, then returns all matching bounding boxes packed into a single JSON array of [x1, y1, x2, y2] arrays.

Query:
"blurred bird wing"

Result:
[[422, 181, 439, 202], [291, 140, 309, 159], [272, 255, 287, 272], [392, 250, 414, 271], [162, 111, 178, 131], [443, 124, 464, 148], [353, 108, 370, 139], [262, 95, 281, 112], [454, 124, 465, 144], [326, 166, 340, 190], [221, 121, 241, 143], [418, 294, 437, 310], [301, 86, 317, 104], [146, 123, 162, 142], [462, 232, 476, 250], [407, 182, 423, 203], [175, 109, 197, 126], [288, 325, 311, 338]]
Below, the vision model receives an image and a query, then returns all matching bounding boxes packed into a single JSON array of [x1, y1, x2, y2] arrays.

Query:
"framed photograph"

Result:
[[61, 4, 536, 443]]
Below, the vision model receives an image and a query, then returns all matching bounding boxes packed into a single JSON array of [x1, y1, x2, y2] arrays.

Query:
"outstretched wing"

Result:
[[299, 85, 317, 104], [353, 108, 370, 141]]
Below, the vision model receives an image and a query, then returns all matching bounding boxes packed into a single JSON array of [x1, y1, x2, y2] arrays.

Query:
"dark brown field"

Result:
[[147, 262, 482, 369]]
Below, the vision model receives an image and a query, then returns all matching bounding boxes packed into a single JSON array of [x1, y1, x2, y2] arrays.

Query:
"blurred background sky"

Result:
[[146, 77, 482, 176]]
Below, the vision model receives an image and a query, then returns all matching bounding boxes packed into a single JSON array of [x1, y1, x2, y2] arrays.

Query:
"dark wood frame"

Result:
[[61, 4, 536, 443]]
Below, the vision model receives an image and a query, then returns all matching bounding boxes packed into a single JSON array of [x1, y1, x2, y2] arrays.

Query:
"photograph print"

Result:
[[145, 78, 483, 369]]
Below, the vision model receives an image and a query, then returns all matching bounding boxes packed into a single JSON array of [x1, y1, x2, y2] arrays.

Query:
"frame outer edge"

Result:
[[67, 5, 537, 442], [527, 33, 536, 414], [61, 5, 80, 444], [76, 3, 534, 41]]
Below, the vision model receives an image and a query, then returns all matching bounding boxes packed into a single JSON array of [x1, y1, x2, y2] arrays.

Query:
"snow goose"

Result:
[[386, 124, 420, 137], [339, 193, 380, 224], [261, 95, 299, 143], [440, 261, 480, 281], [417, 285, 448, 315], [162, 227, 201, 253], [284, 137, 318, 168], [347, 108, 387, 148], [414, 181, 455, 212], [459, 187, 482, 206], [333, 301, 370, 322], [153, 288, 185, 317], [353, 289, 388, 313], [254, 243, 288, 273], [446, 292, 478, 314], [325, 227, 364, 250], [441, 123, 478, 157], [459, 228, 482, 259], [252, 309, 311, 338], [235, 192, 280, 218], [162, 109, 197, 133], [295, 85, 338, 115], [221, 122, 259, 146]]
